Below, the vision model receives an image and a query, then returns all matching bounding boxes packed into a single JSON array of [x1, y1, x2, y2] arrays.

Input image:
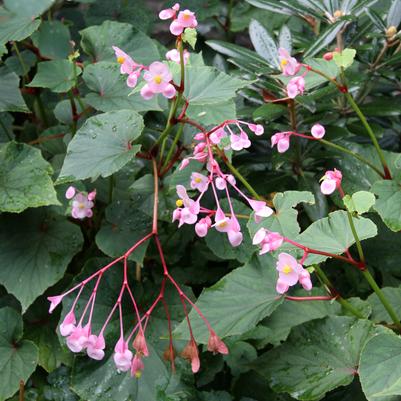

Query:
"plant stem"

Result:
[[314, 265, 365, 319], [215, 148, 261, 200], [162, 122, 184, 170], [362, 268, 401, 330], [13, 43, 28, 84], [343, 92, 391, 179], [345, 209, 401, 329], [319, 138, 384, 178]]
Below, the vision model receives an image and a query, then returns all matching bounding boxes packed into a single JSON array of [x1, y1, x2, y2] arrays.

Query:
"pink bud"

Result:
[[195, 217, 211, 237], [215, 177, 226, 190], [207, 331, 229, 355], [179, 158, 190, 170], [248, 123, 264, 136], [131, 354, 145, 378], [182, 339, 200, 373], [194, 142, 206, 154], [87, 334, 106, 360], [87, 189, 97, 201], [194, 133, 205, 141], [47, 295, 63, 313], [133, 331, 149, 357], [323, 52, 333, 61], [311, 123, 325, 139], [65, 186, 76, 200], [60, 311, 76, 337]]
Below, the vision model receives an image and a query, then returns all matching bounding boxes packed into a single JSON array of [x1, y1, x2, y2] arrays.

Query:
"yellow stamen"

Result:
[[153, 75, 162, 84], [218, 221, 228, 228], [135, 371, 142, 378], [194, 177, 202, 183], [78, 203, 85, 210], [282, 264, 292, 274], [176, 199, 184, 207], [333, 9, 343, 18], [280, 59, 288, 66], [117, 56, 125, 64], [183, 11, 191, 20]]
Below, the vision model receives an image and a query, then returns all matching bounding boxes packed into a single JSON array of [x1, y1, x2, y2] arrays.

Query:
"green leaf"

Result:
[[58, 110, 143, 182], [333, 48, 357, 70], [83, 62, 162, 112], [0, 8, 40, 44], [80, 20, 159, 64], [0, 141, 59, 213], [0, 209, 83, 311], [96, 200, 152, 264], [248, 19, 279, 68], [31, 21, 71, 59], [360, 98, 401, 117], [3, 0, 54, 18], [368, 287, 401, 323], [296, 211, 378, 265], [359, 332, 401, 400], [173, 255, 283, 343], [0, 307, 38, 401], [278, 24, 292, 53], [247, 191, 315, 242], [304, 21, 346, 58], [372, 180, 401, 232], [253, 103, 287, 121], [206, 40, 272, 69], [182, 27, 197, 49], [4, 50, 36, 76], [259, 288, 341, 346], [27, 60, 81, 93], [343, 191, 376, 214], [0, 67, 29, 112], [252, 316, 376, 401]]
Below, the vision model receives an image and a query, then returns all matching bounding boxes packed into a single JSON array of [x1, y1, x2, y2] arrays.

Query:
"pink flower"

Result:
[[213, 208, 230, 233], [87, 189, 96, 201], [252, 228, 283, 255], [86, 334, 106, 360], [248, 199, 273, 223], [276, 253, 303, 294], [287, 76, 305, 98], [209, 127, 227, 145], [248, 123, 264, 136], [271, 132, 291, 153], [114, 338, 133, 372], [320, 168, 342, 195], [190, 172, 209, 192], [230, 131, 251, 151], [133, 331, 149, 357], [166, 48, 190, 64], [195, 216, 211, 237], [182, 339, 200, 373], [131, 354, 145, 378], [311, 123, 325, 139], [65, 186, 76, 200], [112, 46, 142, 88], [179, 158, 190, 170], [278, 48, 301, 76], [215, 176, 227, 190], [60, 311, 76, 337], [159, 3, 180, 20], [227, 215, 243, 247], [66, 324, 90, 352], [173, 185, 200, 227], [275, 253, 312, 294], [141, 62, 176, 100], [170, 9, 198, 36], [71, 193, 94, 219], [207, 331, 229, 355], [47, 295, 63, 313]]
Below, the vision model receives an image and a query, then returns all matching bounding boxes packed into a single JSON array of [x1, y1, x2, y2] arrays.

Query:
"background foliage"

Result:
[[1, 0, 401, 400]]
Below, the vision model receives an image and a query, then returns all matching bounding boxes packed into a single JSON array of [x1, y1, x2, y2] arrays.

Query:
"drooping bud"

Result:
[[181, 339, 200, 373], [207, 331, 229, 355], [133, 331, 149, 357]]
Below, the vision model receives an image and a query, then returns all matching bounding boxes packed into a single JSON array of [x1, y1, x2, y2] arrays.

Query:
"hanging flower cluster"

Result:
[[48, 231, 228, 377], [159, 3, 198, 36], [65, 186, 96, 220], [173, 120, 272, 247]]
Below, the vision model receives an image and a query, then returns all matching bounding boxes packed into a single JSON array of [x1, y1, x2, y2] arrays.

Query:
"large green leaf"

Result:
[[371, 180, 401, 232], [0, 8, 41, 44], [58, 110, 143, 182], [83, 62, 162, 112], [174, 255, 283, 343], [80, 20, 159, 64], [0, 209, 83, 312], [359, 332, 401, 401], [252, 316, 377, 401], [0, 141, 59, 213], [0, 67, 29, 112], [296, 211, 378, 265], [0, 307, 39, 401], [96, 199, 152, 263], [27, 60, 81, 93], [3, 0, 54, 18]]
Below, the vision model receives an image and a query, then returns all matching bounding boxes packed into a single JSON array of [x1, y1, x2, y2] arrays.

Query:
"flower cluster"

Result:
[[159, 3, 198, 36], [173, 120, 272, 247], [48, 232, 228, 377], [271, 123, 326, 153], [320, 168, 342, 195], [65, 186, 96, 220]]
